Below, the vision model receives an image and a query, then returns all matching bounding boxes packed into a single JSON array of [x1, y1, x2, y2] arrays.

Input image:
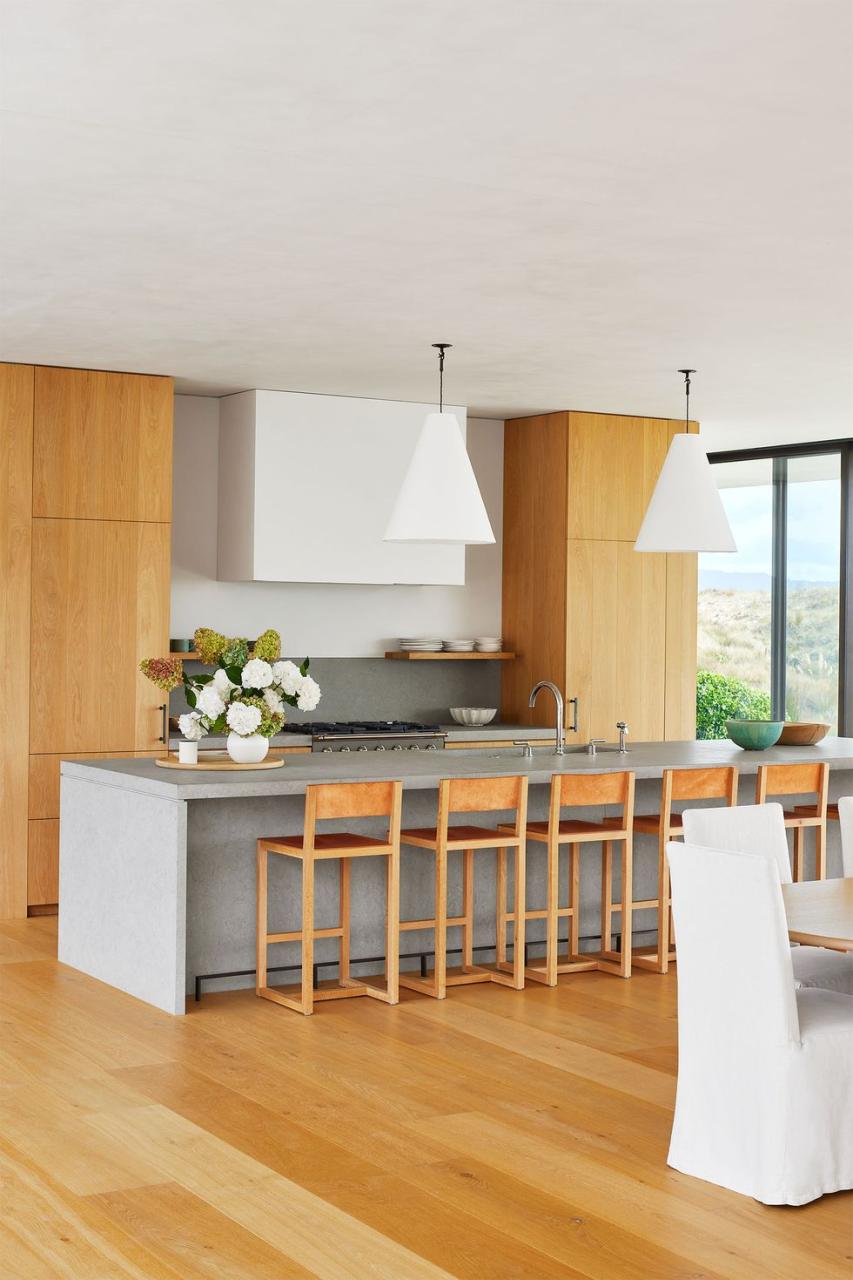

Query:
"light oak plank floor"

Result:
[[0, 918, 850, 1279]]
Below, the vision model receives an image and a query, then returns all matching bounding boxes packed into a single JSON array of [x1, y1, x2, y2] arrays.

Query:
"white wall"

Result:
[[170, 395, 503, 657]]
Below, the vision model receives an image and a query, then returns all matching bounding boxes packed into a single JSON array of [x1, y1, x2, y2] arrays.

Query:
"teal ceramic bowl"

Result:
[[726, 719, 784, 750]]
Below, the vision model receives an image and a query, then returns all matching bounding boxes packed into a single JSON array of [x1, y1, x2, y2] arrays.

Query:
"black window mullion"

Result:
[[840, 443, 852, 735], [770, 457, 788, 721]]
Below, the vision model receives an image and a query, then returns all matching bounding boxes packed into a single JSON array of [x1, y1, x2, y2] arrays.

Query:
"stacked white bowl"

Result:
[[474, 636, 503, 652], [399, 638, 443, 651]]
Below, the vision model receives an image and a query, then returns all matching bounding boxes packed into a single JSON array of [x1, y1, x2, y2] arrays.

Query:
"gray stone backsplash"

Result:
[[170, 655, 502, 725]]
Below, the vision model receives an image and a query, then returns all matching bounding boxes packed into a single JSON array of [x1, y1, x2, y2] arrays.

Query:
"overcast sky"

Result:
[[700, 474, 840, 584]]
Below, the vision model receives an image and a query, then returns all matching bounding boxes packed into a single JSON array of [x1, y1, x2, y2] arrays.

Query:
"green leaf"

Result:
[[299, 657, 310, 675], [186, 689, 197, 709], [226, 665, 243, 685]]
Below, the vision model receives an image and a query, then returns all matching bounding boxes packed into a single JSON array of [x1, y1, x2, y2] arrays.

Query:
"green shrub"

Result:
[[696, 670, 773, 740]]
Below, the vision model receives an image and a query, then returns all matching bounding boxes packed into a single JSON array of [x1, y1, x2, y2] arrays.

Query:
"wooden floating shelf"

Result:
[[171, 650, 517, 662], [384, 651, 516, 661]]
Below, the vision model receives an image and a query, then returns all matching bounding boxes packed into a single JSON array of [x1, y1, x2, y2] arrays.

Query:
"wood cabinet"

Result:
[[0, 364, 34, 918], [0, 364, 173, 917], [33, 367, 172, 521], [502, 410, 698, 741], [30, 519, 170, 753]]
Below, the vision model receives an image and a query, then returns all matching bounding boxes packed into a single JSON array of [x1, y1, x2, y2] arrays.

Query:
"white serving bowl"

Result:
[[449, 707, 498, 727]]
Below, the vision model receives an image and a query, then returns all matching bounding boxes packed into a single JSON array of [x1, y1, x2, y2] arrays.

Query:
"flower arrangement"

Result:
[[140, 627, 321, 747]]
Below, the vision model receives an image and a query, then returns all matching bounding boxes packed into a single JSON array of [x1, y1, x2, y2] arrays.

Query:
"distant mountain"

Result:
[[699, 571, 832, 591]]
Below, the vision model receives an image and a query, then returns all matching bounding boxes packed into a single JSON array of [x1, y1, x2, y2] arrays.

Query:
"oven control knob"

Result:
[[375, 744, 386, 751], [340, 745, 351, 752], [321, 747, 333, 753], [392, 744, 404, 751], [357, 745, 369, 752], [426, 743, 437, 750], [408, 744, 420, 751]]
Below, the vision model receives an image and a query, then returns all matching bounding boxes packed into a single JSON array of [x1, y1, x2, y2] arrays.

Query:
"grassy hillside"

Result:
[[698, 585, 839, 727]]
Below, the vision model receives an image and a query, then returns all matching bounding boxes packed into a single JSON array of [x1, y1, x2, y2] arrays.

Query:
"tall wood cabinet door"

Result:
[[30, 519, 171, 753], [614, 543, 667, 741], [566, 413, 692, 541], [0, 363, 34, 919], [665, 552, 698, 738], [501, 413, 569, 724], [565, 539, 619, 741], [32, 367, 173, 521], [566, 539, 667, 741]]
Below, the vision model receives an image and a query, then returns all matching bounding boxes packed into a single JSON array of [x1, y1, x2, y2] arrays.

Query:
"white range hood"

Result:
[[217, 389, 468, 585]]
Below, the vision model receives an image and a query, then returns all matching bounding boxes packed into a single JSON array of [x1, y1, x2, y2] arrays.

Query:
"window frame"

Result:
[[706, 438, 853, 735]]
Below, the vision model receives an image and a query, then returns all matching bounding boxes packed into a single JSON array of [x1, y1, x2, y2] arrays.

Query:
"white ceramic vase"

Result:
[[226, 732, 269, 765]]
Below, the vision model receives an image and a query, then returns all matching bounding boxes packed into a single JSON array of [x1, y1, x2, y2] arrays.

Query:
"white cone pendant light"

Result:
[[635, 369, 737, 553], [384, 344, 495, 545]]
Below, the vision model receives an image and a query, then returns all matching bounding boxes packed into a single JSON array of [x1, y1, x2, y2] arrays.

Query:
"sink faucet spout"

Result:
[[528, 681, 566, 755]]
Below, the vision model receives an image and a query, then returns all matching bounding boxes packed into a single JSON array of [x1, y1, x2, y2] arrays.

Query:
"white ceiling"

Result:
[[1, 1, 851, 450]]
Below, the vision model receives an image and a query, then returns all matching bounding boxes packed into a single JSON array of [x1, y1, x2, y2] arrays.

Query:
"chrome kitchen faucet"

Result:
[[528, 680, 566, 755]]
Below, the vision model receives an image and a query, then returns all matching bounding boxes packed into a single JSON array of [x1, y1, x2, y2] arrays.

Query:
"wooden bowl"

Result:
[[777, 722, 830, 746]]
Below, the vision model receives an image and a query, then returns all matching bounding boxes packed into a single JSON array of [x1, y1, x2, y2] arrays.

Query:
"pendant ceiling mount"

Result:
[[383, 343, 495, 546], [634, 368, 737, 554]]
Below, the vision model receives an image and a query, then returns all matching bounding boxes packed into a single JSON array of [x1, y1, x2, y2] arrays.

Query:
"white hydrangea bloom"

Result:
[[196, 685, 226, 720], [212, 667, 236, 696], [178, 711, 205, 742], [264, 688, 284, 715], [226, 701, 263, 736], [273, 660, 302, 696], [241, 658, 273, 689], [296, 674, 321, 712]]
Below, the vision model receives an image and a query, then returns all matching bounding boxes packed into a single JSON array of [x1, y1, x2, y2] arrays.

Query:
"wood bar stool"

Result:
[[398, 775, 528, 999], [796, 801, 839, 823], [506, 771, 635, 984], [256, 780, 402, 1015], [756, 763, 829, 881], [630, 766, 739, 974]]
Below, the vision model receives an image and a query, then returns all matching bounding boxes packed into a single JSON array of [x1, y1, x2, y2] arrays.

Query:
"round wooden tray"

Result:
[[155, 752, 285, 771]]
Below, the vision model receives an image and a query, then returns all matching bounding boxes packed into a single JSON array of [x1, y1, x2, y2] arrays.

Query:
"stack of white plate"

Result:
[[443, 640, 475, 652], [399, 638, 443, 652], [474, 636, 503, 652]]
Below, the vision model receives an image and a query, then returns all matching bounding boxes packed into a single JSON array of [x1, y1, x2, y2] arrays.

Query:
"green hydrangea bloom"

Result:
[[194, 627, 227, 663], [221, 636, 249, 667], [241, 695, 284, 739], [253, 629, 281, 662]]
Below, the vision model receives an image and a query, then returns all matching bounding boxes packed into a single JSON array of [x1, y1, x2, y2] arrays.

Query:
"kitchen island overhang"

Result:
[[58, 739, 853, 1015]]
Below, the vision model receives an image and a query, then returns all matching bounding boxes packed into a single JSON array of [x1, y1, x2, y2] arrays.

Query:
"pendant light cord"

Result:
[[678, 367, 696, 431], [432, 342, 452, 413]]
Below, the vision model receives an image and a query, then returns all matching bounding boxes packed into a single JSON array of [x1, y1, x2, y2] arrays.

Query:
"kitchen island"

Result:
[[59, 738, 853, 1013]]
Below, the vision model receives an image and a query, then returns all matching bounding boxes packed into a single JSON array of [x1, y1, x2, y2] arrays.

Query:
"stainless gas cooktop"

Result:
[[279, 720, 446, 753]]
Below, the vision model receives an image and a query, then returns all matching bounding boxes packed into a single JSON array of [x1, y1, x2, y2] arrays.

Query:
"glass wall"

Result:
[[697, 444, 848, 739], [697, 460, 774, 737], [785, 454, 841, 730]]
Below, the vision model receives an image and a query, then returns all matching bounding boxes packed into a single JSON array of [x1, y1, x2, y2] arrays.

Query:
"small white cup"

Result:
[[178, 740, 199, 765]]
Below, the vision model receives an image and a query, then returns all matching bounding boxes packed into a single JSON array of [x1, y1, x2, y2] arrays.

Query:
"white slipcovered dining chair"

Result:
[[666, 842, 853, 1204], [839, 796, 853, 876], [682, 803, 853, 994]]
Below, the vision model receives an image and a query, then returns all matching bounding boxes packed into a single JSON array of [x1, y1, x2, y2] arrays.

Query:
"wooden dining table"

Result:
[[782, 877, 853, 952]]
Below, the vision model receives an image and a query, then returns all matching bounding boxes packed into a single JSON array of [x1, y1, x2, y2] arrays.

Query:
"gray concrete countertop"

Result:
[[64, 737, 853, 802], [168, 723, 556, 750]]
